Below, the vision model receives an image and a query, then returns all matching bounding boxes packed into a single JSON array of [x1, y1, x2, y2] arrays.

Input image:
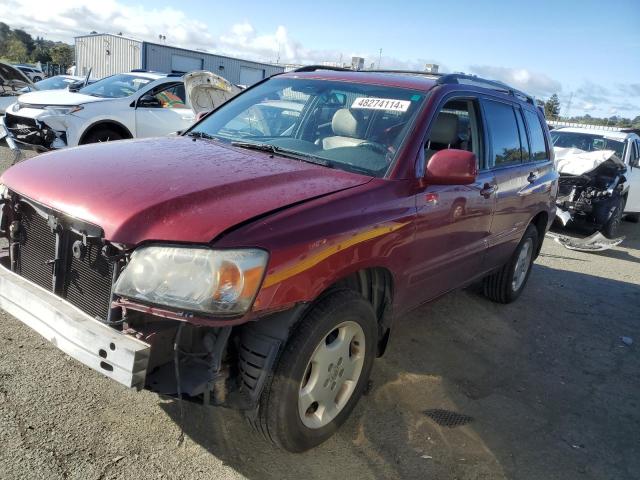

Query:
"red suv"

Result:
[[0, 67, 557, 452]]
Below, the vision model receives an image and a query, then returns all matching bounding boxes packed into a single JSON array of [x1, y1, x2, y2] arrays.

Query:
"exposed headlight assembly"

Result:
[[114, 246, 268, 316], [44, 105, 84, 115]]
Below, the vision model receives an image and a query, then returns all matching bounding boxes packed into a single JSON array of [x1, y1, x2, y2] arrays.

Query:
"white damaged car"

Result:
[[0, 70, 241, 150]]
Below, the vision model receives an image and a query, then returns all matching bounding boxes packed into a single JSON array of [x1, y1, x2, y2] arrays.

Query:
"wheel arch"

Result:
[[320, 267, 395, 357], [530, 210, 549, 258], [79, 119, 133, 144]]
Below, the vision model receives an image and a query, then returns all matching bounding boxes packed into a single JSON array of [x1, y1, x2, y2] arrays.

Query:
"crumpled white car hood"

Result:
[[184, 71, 242, 114], [554, 147, 626, 176]]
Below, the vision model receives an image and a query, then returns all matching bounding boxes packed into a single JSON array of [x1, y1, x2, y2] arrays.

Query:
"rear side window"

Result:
[[523, 109, 548, 161], [483, 100, 523, 167]]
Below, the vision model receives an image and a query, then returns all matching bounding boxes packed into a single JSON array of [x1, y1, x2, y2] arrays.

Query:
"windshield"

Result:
[[34, 76, 78, 90], [551, 131, 626, 158], [188, 77, 427, 177], [79, 74, 153, 98]]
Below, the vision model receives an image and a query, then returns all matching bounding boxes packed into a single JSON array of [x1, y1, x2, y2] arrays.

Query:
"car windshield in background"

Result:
[[79, 74, 153, 98], [34, 76, 78, 90], [551, 131, 625, 158], [189, 77, 426, 177]]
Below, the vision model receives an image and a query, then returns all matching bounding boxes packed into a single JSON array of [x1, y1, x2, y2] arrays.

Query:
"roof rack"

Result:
[[293, 65, 351, 73], [291, 67, 535, 104], [363, 69, 442, 78], [437, 74, 534, 104]]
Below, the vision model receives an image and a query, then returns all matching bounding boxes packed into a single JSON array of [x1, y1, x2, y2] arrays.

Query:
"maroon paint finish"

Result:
[[425, 149, 478, 185], [0, 137, 371, 245], [0, 71, 558, 326]]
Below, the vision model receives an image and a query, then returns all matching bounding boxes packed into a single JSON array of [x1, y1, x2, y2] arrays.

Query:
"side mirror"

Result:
[[137, 93, 161, 108], [425, 149, 478, 185]]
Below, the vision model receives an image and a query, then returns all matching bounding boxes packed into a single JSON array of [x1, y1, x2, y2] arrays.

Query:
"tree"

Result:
[[544, 94, 561, 119], [10, 28, 34, 55], [50, 44, 74, 66], [5, 38, 29, 62]]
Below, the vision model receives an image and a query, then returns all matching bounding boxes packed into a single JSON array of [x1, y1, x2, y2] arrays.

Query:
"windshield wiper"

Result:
[[231, 141, 333, 168], [186, 131, 218, 140]]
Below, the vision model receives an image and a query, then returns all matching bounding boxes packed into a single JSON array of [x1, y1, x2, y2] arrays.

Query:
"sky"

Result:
[[1, 0, 639, 118]]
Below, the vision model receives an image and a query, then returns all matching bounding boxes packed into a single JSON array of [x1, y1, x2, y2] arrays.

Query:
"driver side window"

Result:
[[152, 83, 187, 109], [425, 98, 482, 167]]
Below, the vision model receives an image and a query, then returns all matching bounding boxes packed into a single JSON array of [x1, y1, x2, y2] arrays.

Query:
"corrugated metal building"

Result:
[[74, 33, 284, 85]]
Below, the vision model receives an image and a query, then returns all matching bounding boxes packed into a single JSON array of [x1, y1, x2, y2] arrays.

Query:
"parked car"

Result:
[[34, 74, 95, 92], [0, 68, 557, 452], [13, 64, 46, 82], [0, 61, 35, 115], [551, 127, 640, 233], [0, 70, 240, 150]]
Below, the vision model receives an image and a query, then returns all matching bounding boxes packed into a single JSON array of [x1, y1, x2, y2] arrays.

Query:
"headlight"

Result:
[[114, 246, 268, 316], [44, 105, 83, 115]]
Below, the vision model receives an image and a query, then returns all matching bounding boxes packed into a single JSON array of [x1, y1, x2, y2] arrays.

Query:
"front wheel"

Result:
[[483, 224, 539, 304], [602, 196, 624, 238], [256, 290, 377, 452], [81, 128, 124, 145]]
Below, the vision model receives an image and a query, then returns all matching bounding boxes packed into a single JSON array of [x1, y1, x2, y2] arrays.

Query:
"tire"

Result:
[[81, 127, 124, 145], [256, 290, 377, 452], [625, 213, 639, 223], [602, 196, 624, 238], [33, 76, 42, 82], [483, 224, 538, 304]]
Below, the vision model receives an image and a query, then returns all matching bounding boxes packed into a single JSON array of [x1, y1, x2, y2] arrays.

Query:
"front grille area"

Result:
[[62, 232, 114, 320], [16, 201, 114, 321], [18, 205, 56, 291], [4, 112, 55, 147]]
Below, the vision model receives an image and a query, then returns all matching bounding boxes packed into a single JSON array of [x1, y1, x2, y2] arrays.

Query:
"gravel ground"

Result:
[[1, 144, 639, 480]]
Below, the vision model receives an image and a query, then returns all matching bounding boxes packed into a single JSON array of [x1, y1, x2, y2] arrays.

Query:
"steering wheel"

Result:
[[358, 141, 388, 154]]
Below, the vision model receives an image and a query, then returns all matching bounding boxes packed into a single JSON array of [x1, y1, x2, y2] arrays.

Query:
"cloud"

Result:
[[617, 83, 640, 98], [0, 0, 216, 50], [468, 65, 562, 97]]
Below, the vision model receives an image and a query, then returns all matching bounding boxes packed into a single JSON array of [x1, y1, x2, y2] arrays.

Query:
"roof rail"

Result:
[[363, 69, 442, 78], [437, 74, 534, 104], [293, 65, 351, 73]]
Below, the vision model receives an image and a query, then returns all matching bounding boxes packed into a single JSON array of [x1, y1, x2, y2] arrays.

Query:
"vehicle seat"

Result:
[[425, 112, 460, 160], [322, 109, 366, 150]]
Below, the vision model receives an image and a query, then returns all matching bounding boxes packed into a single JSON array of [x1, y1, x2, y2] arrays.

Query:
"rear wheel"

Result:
[[256, 290, 377, 452], [32, 76, 42, 82], [625, 213, 639, 223], [483, 224, 538, 304], [81, 127, 124, 145]]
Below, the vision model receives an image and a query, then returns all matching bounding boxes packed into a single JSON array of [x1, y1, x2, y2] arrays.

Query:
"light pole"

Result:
[[378, 48, 382, 69]]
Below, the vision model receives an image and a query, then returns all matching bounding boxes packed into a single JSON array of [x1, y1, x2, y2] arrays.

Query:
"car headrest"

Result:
[[429, 112, 459, 145], [332, 109, 362, 138]]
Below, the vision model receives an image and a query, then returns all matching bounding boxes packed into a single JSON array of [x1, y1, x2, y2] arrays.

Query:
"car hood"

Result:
[[184, 71, 242, 114], [17, 88, 108, 106], [1, 136, 372, 245], [0, 62, 35, 90]]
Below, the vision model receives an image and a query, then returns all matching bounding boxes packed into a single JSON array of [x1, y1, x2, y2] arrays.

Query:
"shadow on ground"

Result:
[[161, 263, 640, 480]]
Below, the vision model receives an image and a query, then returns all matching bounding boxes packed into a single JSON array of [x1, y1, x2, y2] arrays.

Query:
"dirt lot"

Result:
[[1, 144, 639, 480]]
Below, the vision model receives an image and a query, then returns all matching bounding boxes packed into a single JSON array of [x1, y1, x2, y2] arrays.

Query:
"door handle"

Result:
[[480, 183, 496, 198], [527, 171, 538, 184]]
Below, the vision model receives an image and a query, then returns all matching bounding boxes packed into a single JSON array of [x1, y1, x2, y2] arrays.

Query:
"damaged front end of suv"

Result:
[[554, 147, 628, 243]]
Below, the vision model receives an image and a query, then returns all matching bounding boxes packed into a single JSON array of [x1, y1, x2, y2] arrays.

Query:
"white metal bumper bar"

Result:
[[0, 265, 150, 388]]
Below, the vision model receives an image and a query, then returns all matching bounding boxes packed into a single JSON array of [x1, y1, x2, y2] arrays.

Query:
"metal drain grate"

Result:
[[423, 409, 474, 428]]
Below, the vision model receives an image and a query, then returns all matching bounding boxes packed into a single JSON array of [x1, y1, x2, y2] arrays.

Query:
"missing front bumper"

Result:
[[0, 265, 150, 388]]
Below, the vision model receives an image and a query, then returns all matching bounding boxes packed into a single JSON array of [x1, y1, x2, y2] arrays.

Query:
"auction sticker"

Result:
[[351, 97, 410, 112]]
